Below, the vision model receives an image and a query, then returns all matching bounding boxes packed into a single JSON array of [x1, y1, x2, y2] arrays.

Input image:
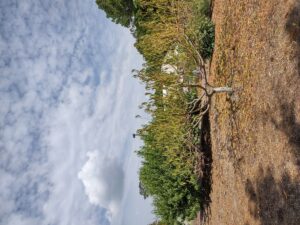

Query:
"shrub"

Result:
[[197, 17, 215, 59]]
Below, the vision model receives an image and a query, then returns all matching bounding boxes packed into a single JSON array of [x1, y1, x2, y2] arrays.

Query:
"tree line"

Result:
[[97, 0, 216, 224]]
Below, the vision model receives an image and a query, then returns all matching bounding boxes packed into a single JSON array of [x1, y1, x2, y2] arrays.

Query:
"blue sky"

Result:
[[0, 0, 154, 225]]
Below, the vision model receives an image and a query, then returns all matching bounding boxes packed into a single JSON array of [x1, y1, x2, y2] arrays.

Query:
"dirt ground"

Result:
[[195, 0, 300, 225]]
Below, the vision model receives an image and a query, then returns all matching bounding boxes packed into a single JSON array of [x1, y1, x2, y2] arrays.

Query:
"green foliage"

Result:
[[96, 0, 135, 27], [97, 0, 214, 224], [183, 1, 215, 60], [133, 0, 178, 69], [133, 0, 214, 223], [137, 90, 202, 224], [194, 0, 212, 17], [197, 17, 215, 59]]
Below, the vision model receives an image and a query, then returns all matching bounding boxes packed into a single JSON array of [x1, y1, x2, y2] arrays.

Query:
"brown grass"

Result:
[[195, 0, 300, 224]]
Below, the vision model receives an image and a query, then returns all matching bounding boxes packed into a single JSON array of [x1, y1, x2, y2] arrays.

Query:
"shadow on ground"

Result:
[[245, 167, 300, 225], [198, 113, 212, 223], [286, 1, 300, 76], [271, 99, 300, 167], [244, 4, 300, 222]]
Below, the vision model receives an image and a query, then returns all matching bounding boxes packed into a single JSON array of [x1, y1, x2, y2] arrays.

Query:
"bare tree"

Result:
[[181, 34, 233, 129]]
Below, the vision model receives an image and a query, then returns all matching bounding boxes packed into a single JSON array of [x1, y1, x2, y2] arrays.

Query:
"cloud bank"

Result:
[[0, 0, 153, 225]]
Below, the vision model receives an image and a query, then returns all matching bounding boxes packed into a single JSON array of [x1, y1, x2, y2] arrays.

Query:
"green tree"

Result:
[[96, 0, 135, 27]]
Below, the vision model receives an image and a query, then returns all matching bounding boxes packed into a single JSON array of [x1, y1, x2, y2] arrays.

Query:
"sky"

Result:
[[0, 0, 154, 225]]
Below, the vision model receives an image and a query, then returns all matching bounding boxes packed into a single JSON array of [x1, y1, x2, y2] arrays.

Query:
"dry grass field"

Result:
[[193, 0, 300, 224]]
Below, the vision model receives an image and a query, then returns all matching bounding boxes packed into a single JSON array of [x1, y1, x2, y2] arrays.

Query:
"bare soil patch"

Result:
[[199, 0, 300, 224]]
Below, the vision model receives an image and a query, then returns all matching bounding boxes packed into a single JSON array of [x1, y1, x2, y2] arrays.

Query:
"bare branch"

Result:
[[183, 33, 205, 67], [192, 103, 210, 129], [181, 83, 208, 94], [188, 93, 205, 114]]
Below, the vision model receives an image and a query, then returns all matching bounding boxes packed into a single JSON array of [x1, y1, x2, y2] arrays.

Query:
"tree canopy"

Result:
[[96, 0, 135, 27]]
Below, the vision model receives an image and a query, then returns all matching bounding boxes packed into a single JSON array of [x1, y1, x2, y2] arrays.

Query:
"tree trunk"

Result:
[[181, 84, 233, 95], [212, 86, 233, 93]]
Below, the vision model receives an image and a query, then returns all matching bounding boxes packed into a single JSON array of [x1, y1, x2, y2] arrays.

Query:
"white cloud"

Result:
[[78, 151, 124, 218]]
